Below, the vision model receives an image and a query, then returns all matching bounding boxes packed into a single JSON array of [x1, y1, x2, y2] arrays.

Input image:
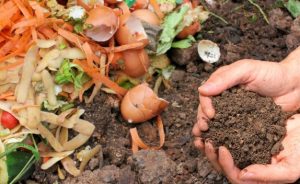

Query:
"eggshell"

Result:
[[121, 83, 168, 123], [197, 40, 220, 63], [115, 14, 148, 45], [132, 9, 160, 26], [85, 6, 119, 42], [122, 49, 150, 77]]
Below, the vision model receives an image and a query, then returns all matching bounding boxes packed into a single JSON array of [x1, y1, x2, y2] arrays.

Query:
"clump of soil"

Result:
[[202, 87, 288, 169]]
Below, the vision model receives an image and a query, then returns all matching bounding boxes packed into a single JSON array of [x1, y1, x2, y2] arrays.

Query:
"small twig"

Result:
[[247, 0, 269, 24], [209, 12, 229, 25], [200, 0, 229, 25]]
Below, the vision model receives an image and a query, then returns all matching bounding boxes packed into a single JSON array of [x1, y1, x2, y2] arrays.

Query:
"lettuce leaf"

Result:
[[284, 0, 300, 17], [171, 35, 196, 49], [156, 5, 190, 55], [55, 59, 90, 89]]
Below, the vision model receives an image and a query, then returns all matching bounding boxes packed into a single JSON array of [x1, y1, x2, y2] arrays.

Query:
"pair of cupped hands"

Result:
[[193, 47, 300, 184]]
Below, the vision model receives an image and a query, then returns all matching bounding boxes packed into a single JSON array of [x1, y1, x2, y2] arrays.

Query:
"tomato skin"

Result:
[[1, 111, 19, 129]]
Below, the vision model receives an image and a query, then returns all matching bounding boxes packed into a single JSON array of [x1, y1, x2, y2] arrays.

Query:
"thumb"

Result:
[[239, 164, 298, 183], [199, 60, 256, 96]]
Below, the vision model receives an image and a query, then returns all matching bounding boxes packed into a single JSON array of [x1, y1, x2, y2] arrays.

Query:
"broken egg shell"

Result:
[[122, 49, 150, 78], [85, 6, 119, 42], [132, 0, 149, 9], [121, 83, 169, 123], [197, 40, 220, 64], [132, 9, 160, 26], [115, 14, 148, 45], [177, 22, 201, 39]]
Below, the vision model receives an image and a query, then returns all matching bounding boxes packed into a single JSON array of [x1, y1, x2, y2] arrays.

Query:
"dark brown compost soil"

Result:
[[202, 88, 288, 169], [29, 0, 300, 184]]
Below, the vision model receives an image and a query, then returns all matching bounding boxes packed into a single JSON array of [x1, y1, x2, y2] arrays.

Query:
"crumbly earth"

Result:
[[30, 0, 300, 183], [202, 88, 288, 169]]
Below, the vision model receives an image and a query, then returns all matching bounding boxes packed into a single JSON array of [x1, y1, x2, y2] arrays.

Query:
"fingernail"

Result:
[[240, 170, 255, 180]]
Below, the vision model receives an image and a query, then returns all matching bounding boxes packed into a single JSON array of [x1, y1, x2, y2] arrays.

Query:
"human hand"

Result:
[[193, 47, 300, 150], [202, 114, 300, 184]]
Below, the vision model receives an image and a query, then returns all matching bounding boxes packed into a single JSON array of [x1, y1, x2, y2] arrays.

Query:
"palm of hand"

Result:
[[220, 115, 300, 184]]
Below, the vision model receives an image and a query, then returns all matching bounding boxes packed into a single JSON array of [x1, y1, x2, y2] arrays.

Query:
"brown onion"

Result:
[[177, 22, 201, 39], [85, 6, 119, 42], [132, 9, 160, 26], [121, 83, 168, 123], [122, 49, 150, 77], [115, 14, 148, 45]]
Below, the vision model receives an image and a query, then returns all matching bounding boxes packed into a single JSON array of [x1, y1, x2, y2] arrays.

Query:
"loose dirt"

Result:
[[202, 88, 288, 169], [30, 0, 300, 183]]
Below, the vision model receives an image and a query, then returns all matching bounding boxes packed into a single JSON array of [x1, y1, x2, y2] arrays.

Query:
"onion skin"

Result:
[[122, 49, 150, 77], [132, 9, 160, 26], [121, 83, 168, 123], [85, 6, 119, 42], [115, 14, 148, 45], [177, 22, 201, 39]]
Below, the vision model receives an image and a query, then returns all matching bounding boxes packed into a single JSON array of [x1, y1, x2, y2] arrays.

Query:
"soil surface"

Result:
[[202, 88, 287, 169], [29, 0, 300, 184]]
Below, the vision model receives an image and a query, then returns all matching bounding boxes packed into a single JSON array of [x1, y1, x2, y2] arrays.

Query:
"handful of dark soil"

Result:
[[202, 88, 289, 169]]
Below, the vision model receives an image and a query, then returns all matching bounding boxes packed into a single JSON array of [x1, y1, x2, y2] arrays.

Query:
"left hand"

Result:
[[202, 114, 300, 184]]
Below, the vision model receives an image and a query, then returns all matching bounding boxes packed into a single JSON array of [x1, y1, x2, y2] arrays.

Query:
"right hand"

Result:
[[193, 47, 300, 150]]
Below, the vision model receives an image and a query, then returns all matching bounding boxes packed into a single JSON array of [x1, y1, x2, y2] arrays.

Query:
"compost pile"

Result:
[[202, 87, 289, 168]]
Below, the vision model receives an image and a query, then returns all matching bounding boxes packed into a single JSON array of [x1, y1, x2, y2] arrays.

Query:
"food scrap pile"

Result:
[[0, 0, 211, 183]]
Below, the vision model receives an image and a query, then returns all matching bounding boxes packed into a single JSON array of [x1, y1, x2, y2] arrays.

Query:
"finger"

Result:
[[197, 105, 209, 131], [205, 141, 222, 172], [192, 122, 201, 137], [194, 137, 204, 151], [239, 164, 299, 183], [198, 60, 255, 96], [199, 95, 215, 119], [218, 146, 243, 183]]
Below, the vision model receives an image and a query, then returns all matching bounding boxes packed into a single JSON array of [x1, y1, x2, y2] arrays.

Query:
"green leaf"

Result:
[[284, 0, 300, 18], [156, 5, 190, 55], [171, 35, 196, 49], [42, 100, 68, 111], [119, 81, 135, 89], [7, 151, 35, 183], [125, 0, 136, 7], [55, 59, 90, 90]]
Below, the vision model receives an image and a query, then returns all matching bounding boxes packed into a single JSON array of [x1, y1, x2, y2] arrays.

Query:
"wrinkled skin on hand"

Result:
[[193, 47, 300, 183]]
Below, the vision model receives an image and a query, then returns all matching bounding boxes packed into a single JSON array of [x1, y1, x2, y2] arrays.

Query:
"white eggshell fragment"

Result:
[[197, 40, 220, 63]]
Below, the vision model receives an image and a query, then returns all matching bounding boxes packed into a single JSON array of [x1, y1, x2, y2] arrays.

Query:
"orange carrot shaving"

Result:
[[82, 42, 95, 68], [31, 26, 37, 41], [149, 0, 164, 19], [0, 91, 15, 100], [11, 18, 37, 30], [74, 59, 127, 96], [38, 26, 56, 39], [62, 23, 74, 32], [106, 38, 115, 76], [13, 0, 32, 18], [58, 28, 82, 49], [104, 41, 147, 53], [130, 116, 165, 153]]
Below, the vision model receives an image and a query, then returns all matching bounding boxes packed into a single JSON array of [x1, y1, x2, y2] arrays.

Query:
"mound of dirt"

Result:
[[202, 87, 289, 169]]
